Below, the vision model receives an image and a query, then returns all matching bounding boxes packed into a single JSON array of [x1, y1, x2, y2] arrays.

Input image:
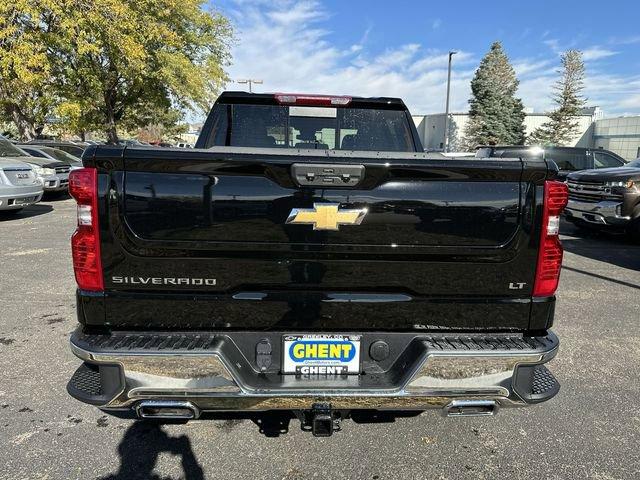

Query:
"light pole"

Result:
[[443, 51, 457, 152], [236, 79, 263, 92]]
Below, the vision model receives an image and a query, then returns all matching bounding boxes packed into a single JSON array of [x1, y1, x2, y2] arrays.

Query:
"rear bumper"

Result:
[[565, 199, 630, 227], [68, 329, 560, 414], [0, 186, 43, 210]]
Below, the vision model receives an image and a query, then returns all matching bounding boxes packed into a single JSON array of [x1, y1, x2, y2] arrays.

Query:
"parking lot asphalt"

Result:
[[1, 197, 639, 480]]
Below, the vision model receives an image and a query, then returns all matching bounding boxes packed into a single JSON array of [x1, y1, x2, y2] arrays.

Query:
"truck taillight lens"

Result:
[[69, 168, 103, 291], [533, 180, 569, 297]]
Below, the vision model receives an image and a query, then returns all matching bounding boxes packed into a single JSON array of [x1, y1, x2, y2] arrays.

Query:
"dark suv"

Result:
[[476, 146, 626, 179]]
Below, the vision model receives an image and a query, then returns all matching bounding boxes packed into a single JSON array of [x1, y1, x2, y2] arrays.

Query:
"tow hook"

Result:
[[298, 402, 341, 437]]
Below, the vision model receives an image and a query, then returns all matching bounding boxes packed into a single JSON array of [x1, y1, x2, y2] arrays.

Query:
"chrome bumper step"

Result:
[[68, 329, 560, 413]]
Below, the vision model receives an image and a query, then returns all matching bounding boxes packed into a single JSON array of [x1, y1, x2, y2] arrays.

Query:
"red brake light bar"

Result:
[[274, 94, 352, 106]]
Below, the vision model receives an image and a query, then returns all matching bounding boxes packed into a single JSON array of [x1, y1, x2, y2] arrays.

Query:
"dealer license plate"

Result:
[[283, 334, 361, 375]]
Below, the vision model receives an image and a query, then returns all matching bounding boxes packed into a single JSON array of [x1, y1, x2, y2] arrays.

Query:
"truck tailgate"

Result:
[[86, 147, 549, 331]]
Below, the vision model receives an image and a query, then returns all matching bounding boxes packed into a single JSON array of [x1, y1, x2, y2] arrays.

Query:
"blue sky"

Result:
[[213, 0, 640, 116]]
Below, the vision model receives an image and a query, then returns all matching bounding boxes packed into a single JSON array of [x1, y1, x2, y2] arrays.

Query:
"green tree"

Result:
[[0, 1, 232, 142], [463, 42, 526, 149], [0, 1, 62, 139], [528, 50, 586, 146], [57, 0, 232, 143]]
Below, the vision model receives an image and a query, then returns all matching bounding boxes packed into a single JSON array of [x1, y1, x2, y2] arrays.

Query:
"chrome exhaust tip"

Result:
[[135, 401, 200, 420], [443, 400, 498, 417]]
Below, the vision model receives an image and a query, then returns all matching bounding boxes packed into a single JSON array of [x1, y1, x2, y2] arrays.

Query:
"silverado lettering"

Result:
[[112, 276, 217, 286], [66, 91, 569, 437]]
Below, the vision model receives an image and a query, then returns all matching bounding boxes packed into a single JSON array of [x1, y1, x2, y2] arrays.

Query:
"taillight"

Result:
[[274, 93, 351, 106], [533, 180, 569, 297], [69, 168, 103, 291]]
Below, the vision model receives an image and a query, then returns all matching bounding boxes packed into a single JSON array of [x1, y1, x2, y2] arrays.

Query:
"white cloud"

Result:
[[608, 35, 640, 45], [408, 51, 474, 74], [519, 28, 532, 40], [583, 72, 640, 112], [543, 38, 561, 52], [432, 18, 442, 30], [581, 47, 618, 61], [348, 24, 372, 53], [512, 59, 555, 77], [620, 94, 640, 110], [517, 75, 557, 112], [222, 0, 639, 117], [224, 0, 474, 113], [543, 38, 618, 62]]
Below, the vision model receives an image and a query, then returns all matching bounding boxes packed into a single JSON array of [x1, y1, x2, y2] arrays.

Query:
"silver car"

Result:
[[0, 158, 43, 214], [0, 137, 70, 192]]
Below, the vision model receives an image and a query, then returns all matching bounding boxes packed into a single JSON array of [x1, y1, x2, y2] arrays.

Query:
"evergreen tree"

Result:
[[463, 42, 526, 149], [528, 50, 586, 146]]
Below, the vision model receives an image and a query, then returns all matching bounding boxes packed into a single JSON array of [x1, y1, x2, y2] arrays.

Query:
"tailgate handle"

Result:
[[292, 164, 364, 187]]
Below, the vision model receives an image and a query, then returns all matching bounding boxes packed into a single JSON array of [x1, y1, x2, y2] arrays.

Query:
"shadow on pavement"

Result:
[[0, 203, 53, 220], [562, 265, 640, 290], [562, 237, 640, 271], [560, 220, 640, 289], [43, 191, 71, 201], [561, 228, 640, 272], [99, 422, 204, 480]]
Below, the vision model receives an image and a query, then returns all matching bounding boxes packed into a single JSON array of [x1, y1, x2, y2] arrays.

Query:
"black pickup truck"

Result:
[[67, 92, 568, 436]]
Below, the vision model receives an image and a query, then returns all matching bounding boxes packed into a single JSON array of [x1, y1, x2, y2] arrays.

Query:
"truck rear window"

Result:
[[202, 104, 416, 152]]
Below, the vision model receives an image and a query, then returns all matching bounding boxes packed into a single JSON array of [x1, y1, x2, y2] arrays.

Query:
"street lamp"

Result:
[[443, 51, 457, 153], [236, 79, 263, 93]]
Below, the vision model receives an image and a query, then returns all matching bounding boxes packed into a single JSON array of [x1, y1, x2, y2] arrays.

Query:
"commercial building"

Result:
[[592, 116, 640, 160], [413, 108, 640, 160]]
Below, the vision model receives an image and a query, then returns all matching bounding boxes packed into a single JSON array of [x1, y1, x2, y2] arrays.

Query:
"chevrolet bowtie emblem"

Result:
[[286, 203, 368, 231]]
